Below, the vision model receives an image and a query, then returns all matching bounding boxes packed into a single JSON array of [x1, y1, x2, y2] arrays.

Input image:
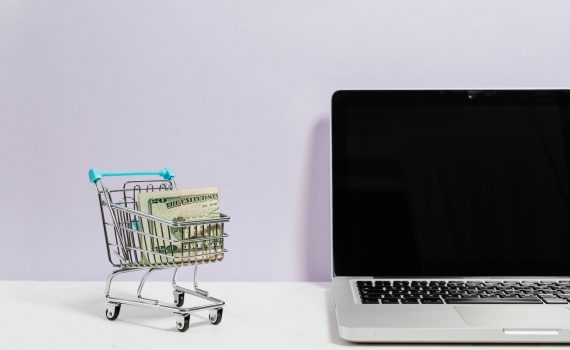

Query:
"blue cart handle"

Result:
[[88, 168, 175, 183]]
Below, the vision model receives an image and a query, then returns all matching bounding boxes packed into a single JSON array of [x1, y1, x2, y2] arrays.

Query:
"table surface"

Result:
[[1, 281, 567, 349]]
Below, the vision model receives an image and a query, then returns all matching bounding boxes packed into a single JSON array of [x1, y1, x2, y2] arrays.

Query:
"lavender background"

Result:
[[1, 0, 569, 281]]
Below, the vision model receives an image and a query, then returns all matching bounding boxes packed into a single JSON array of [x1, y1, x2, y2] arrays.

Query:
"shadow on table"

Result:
[[59, 278, 210, 332], [324, 287, 354, 346], [303, 117, 332, 282]]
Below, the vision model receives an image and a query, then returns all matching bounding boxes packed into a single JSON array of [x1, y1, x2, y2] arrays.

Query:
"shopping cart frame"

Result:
[[89, 168, 229, 332]]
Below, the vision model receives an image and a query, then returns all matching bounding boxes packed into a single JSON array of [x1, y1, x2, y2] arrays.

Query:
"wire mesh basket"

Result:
[[97, 179, 229, 268]]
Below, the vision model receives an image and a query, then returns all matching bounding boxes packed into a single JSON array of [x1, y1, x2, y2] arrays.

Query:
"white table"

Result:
[[0, 281, 566, 349]]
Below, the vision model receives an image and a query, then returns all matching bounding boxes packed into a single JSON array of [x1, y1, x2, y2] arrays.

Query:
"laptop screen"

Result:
[[332, 90, 570, 277]]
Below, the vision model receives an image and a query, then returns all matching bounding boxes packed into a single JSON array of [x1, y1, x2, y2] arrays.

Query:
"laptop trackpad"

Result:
[[455, 306, 570, 328]]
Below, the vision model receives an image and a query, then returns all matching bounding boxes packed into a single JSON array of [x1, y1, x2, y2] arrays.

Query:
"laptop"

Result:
[[331, 89, 570, 343]]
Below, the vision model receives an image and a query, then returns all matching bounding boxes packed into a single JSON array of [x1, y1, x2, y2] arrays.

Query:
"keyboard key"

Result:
[[411, 281, 427, 286], [542, 298, 568, 304], [539, 294, 556, 298], [401, 299, 419, 304], [518, 294, 535, 298], [503, 282, 520, 287], [445, 297, 542, 304], [381, 298, 399, 304], [501, 293, 518, 297], [430, 293, 446, 298], [421, 298, 443, 304], [362, 299, 379, 304], [357, 281, 373, 287], [393, 281, 409, 287], [360, 293, 384, 299], [375, 281, 390, 287], [429, 281, 445, 286]]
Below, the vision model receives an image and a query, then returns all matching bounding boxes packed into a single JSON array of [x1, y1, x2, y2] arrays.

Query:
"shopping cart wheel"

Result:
[[176, 314, 190, 332], [173, 291, 185, 307], [106, 303, 121, 321], [209, 308, 223, 325]]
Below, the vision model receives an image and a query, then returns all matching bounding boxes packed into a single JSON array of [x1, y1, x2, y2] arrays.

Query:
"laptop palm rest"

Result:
[[455, 306, 570, 328]]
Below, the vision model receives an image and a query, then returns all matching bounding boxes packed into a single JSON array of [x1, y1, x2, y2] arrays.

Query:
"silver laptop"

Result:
[[331, 89, 570, 343]]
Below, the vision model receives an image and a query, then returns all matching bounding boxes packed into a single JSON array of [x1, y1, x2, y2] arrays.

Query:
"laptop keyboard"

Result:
[[357, 280, 570, 304]]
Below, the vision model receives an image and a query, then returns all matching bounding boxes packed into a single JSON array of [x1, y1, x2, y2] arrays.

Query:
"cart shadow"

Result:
[[61, 283, 212, 332], [117, 309, 211, 332]]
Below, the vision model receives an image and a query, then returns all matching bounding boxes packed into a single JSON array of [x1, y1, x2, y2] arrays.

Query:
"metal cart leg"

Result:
[[105, 267, 143, 297], [172, 266, 210, 298], [104, 267, 144, 321], [136, 268, 159, 305], [171, 266, 225, 327], [193, 266, 209, 296]]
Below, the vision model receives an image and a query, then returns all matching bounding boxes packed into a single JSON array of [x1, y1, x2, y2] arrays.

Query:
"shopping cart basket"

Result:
[[89, 168, 229, 332]]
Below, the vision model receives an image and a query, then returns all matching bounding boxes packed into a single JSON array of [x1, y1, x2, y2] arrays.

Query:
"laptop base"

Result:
[[334, 277, 570, 343]]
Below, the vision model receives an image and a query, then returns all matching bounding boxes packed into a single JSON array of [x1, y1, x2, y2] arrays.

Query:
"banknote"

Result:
[[136, 187, 224, 265]]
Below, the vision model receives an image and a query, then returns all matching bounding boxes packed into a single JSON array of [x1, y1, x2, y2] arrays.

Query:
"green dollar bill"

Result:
[[136, 187, 223, 265]]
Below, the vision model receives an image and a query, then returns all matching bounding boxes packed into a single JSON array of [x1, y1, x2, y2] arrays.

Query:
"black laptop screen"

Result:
[[332, 90, 570, 277]]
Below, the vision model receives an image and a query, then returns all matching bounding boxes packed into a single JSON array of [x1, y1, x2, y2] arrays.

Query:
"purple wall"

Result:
[[1, 0, 569, 281]]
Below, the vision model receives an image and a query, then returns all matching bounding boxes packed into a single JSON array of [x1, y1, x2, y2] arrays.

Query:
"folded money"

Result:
[[136, 187, 224, 265]]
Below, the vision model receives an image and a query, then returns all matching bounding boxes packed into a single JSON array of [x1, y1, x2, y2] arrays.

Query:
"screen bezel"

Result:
[[331, 89, 570, 277]]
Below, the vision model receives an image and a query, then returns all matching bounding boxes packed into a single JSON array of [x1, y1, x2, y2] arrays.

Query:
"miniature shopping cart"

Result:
[[89, 168, 229, 332]]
